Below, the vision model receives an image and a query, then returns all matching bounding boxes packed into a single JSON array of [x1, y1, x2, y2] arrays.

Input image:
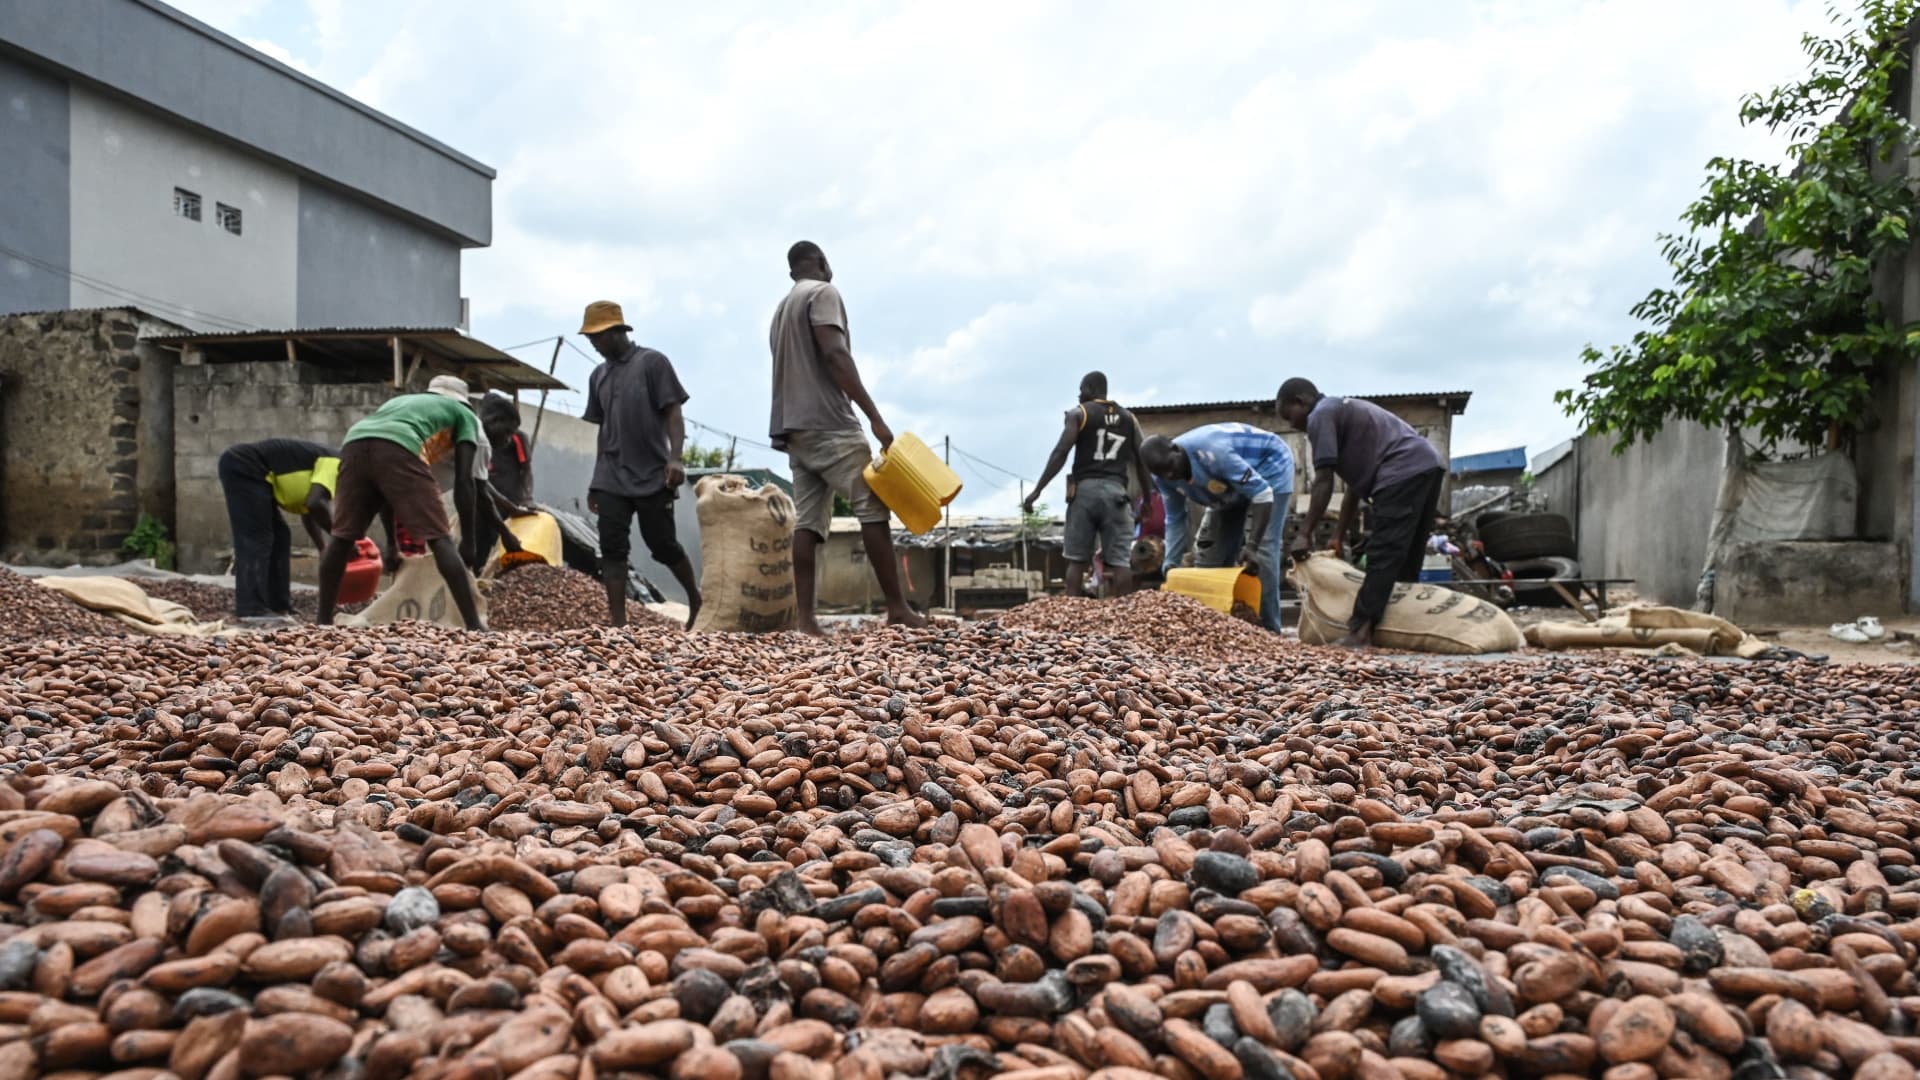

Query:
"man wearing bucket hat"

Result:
[[314, 375, 486, 630], [579, 300, 702, 630], [1140, 422, 1295, 634], [769, 241, 925, 635]]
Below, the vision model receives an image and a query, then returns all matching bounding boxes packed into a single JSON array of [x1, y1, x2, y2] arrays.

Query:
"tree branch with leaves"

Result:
[[1559, 0, 1920, 455]]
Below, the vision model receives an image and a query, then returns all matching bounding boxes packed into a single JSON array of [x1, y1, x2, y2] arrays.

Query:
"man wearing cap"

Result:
[[314, 376, 486, 630], [217, 438, 339, 620], [770, 241, 925, 635], [416, 379, 526, 574], [579, 301, 701, 630]]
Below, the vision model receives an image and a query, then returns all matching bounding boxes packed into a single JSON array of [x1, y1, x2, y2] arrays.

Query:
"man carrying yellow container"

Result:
[[217, 438, 339, 621], [768, 241, 925, 635]]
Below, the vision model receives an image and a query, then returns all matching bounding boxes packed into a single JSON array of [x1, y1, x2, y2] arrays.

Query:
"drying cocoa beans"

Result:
[[2, 587, 1920, 1079]]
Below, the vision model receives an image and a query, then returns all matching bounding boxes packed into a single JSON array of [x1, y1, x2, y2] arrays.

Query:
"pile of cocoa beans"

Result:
[[1001, 591, 1277, 662], [123, 580, 244, 623], [4, 603, 1920, 1080], [0, 569, 129, 643], [485, 565, 675, 633]]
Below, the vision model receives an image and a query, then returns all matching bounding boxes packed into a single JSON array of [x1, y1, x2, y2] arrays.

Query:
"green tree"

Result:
[[1021, 502, 1051, 534], [682, 441, 727, 469], [1559, 0, 1920, 455]]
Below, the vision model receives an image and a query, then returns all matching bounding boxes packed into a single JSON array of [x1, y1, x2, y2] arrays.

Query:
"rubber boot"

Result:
[[602, 559, 629, 628]]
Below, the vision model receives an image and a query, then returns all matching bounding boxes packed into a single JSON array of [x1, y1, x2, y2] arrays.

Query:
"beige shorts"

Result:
[[786, 429, 887, 538]]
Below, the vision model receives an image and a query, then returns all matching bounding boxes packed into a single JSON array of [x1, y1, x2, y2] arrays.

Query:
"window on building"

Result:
[[216, 203, 242, 236], [173, 188, 201, 221]]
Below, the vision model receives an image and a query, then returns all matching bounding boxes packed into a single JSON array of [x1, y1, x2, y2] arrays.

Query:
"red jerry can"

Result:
[[336, 538, 384, 605]]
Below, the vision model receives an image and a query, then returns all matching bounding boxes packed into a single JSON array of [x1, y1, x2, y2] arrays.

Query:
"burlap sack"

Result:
[[35, 577, 224, 636], [349, 555, 487, 629], [693, 475, 798, 633], [1526, 605, 1768, 658], [1293, 554, 1523, 655]]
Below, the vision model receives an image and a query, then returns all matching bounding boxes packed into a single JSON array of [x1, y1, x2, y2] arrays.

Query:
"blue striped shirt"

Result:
[[1155, 423, 1295, 508]]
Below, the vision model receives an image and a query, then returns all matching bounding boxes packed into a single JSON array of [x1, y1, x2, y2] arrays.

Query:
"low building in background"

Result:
[[0, 310, 563, 571], [1451, 446, 1528, 490], [1131, 391, 1471, 515]]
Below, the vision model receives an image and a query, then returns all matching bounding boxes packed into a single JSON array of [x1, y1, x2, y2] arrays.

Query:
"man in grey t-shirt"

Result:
[[1280, 377, 1446, 648], [768, 241, 925, 635]]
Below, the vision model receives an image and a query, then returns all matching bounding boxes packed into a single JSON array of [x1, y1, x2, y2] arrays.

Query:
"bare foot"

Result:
[[1335, 630, 1373, 649], [887, 606, 929, 629], [796, 617, 829, 637], [684, 595, 702, 631]]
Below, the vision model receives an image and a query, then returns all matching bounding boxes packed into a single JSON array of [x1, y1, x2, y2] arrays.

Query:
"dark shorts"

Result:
[[1063, 476, 1134, 567], [331, 438, 452, 543], [596, 489, 685, 567]]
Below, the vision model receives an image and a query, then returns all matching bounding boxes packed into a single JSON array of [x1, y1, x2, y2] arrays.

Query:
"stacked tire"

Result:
[[1475, 512, 1578, 606]]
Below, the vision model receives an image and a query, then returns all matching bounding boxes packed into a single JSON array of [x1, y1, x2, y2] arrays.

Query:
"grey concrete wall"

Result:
[[296, 181, 462, 329], [1715, 540, 1905, 627], [0, 52, 69, 315], [172, 360, 392, 573], [0, 308, 169, 562], [0, 0, 492, 245], [1531, 450, 1578, 531], [67, 84, 299, 331], [135, 337, 176, 534], [517, 404, 701, 603], [1549, 420, 1724, 607]]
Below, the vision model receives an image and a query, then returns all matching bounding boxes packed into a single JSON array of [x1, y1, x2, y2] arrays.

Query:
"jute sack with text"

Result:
[[692, 475, 798, 633], [1293, 554, 1523, 654], [350, 555, 487, 629]]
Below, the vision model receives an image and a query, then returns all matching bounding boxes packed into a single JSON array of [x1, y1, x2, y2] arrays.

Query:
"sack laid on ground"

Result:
[[1292, 554, 1523, 655], [35, 576, 225, 636], [1527, 605, 1767, 658], [349, 555, 487, 629], [693, 475, 797, 633]]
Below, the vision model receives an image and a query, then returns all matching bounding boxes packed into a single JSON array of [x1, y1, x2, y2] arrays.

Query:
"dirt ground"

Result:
[[1509, 598, 1920, 666]]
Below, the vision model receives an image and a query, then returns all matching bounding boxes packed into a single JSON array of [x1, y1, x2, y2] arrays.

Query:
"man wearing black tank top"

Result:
[[1023, 371, 1151, 597]]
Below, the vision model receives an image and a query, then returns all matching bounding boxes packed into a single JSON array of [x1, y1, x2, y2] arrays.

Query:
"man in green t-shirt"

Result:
[[316, 376, 485, 629]]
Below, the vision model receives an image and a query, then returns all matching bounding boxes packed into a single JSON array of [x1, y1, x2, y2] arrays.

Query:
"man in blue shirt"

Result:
[[1141, 422, 1295, 632]]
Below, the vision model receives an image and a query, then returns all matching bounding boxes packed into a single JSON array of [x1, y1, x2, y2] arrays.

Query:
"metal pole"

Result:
[[1018, 480, 1027, 576], [726, 436, 737, 471], [526, 337, 564, 454], [944, 436, 953, 612]]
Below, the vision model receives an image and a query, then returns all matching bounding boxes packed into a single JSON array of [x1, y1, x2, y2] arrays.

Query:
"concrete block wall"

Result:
[[172, 360, 394, 573], [0, 308, 161, 563]]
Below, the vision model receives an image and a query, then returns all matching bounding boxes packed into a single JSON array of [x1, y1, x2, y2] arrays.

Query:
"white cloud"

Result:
[[171, 0, 1839, 479]]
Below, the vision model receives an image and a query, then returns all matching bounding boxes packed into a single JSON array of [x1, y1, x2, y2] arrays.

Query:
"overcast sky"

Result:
[[174, 0, 1831, 515]]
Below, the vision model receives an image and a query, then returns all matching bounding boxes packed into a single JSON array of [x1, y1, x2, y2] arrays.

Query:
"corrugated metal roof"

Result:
[[1531, 440, 1576, 475], [1131, 391, 1473, 416], [144, 326, 569, 391], [1451, 447, 1528, 474]]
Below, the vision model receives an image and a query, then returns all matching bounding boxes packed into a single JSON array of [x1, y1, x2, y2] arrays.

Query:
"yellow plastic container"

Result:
[[1164, 566, 1261, 616], [863, 432, 962, 535], [497, 511, 562, 568]]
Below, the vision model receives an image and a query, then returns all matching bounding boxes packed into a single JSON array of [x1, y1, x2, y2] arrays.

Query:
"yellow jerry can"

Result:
[[497, 511, 562, 568], [862, 432, 962, 535], [1164, 566, 1261, 616]]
